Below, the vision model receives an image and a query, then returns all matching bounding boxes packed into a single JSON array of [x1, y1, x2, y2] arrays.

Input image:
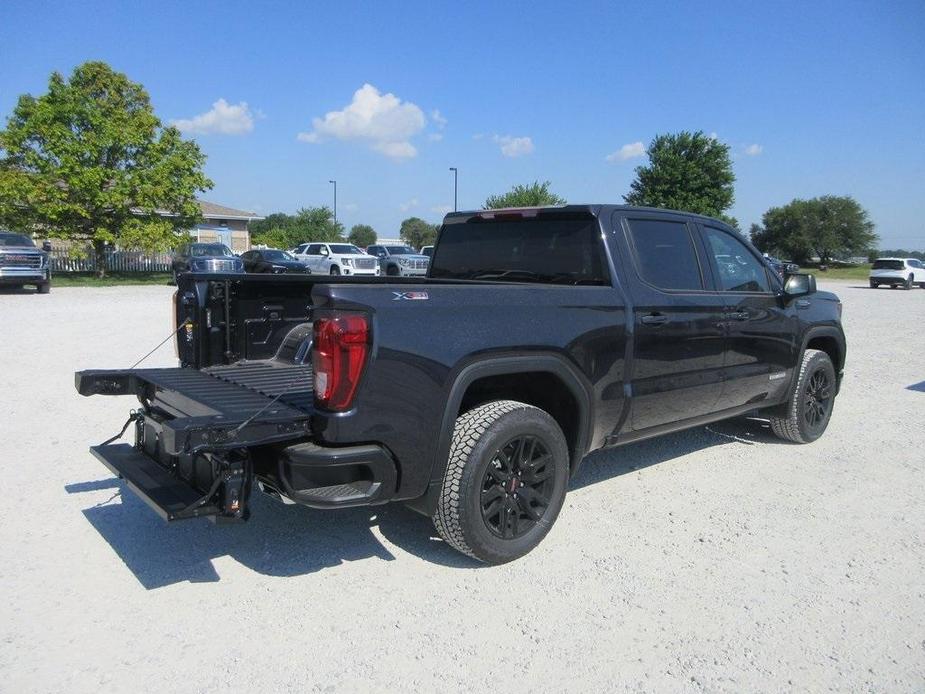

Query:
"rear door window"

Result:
[[702, 226, 771, 293], [625, 218, 703, 291]]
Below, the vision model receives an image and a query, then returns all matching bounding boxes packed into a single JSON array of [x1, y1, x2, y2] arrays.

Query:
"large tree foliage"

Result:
[[399, 217, 438, 250], [624, 131, 736, 224], [250, 207, 344, 249], [348, 223, 376, 248], [0, 61, 211, 276], [750, 196, 878, 265], [484, 180, 566, 209]]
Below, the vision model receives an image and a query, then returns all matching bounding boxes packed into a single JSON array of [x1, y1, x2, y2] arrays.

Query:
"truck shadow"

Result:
[[69, 482, 477, 590], [67, 416, 776, 589], [570, 415, 780, 490]]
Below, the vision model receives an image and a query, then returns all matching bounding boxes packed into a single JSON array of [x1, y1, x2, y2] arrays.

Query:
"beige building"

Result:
[[191, 200, 264, 253]]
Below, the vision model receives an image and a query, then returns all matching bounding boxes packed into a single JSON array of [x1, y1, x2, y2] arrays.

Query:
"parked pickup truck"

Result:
[[0, 231, 52, 293], [76, 205, 846, 564]]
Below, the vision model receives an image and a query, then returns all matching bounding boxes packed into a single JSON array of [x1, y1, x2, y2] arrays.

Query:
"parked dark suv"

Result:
[[0, 231, 52, 293], [171, 242, 244, 282]]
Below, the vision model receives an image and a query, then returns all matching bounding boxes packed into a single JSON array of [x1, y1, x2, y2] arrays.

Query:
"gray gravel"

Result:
[[0, 280, 923, 692]]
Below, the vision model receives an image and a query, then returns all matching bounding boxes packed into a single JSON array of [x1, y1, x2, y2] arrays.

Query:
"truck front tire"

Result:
[[433, 400, 569, 564], [769, 349, 836, 444], [37, 281, 50, 294]]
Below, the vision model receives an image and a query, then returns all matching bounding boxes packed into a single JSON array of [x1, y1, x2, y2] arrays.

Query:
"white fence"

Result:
[[49, 248, 172, 273]]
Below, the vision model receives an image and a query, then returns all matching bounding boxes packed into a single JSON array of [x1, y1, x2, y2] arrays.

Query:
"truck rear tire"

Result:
[[37, 281, 50, 294], [433, 400, 569, 564], [769, 349, 836, 444]]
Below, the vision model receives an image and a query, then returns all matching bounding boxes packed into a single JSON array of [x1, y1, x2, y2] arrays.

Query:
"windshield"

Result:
[[430, 217, 609, 285], [385, 246, 416, 255], [190, 244, 234, 257], [262, 249, 296, 261], [872, 259, 904, 270], [329, 244, 363, 255], [0, 232, 35, 248]]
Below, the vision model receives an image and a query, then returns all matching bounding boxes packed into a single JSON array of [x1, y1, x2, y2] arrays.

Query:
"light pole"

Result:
[[449, 167, 458, 211], [329, 179, 337, 224]]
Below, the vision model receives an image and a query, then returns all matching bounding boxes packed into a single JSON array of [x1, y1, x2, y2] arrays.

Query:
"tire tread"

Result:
[[433, 400, 538, 560], [769, 348, 827, 444]]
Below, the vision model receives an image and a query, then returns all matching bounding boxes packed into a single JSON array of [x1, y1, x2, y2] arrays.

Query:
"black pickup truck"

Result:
[[77, 205, 846, 564]]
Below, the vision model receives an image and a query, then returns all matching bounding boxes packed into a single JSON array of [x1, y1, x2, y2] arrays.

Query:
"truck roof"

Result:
[[443, 204, 735, 227]]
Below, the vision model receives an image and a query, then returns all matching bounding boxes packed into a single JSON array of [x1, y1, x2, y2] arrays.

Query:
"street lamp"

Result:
[[449, 167, 458, 212], [328, 179, 337, 224]]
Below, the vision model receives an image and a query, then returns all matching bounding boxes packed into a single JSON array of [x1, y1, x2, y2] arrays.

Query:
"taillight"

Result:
[[312, 314, 370, 411]]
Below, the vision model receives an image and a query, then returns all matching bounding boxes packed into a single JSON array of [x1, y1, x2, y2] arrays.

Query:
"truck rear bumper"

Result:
[[269, 441, 397, 508]]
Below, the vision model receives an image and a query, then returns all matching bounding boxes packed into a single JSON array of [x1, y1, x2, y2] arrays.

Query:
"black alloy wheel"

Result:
[[480, 435, 554, 539], [802, 367, 833, 435]]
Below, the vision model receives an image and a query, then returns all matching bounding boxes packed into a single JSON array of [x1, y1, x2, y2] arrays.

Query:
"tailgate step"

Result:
[[91, 444, 221, 521]]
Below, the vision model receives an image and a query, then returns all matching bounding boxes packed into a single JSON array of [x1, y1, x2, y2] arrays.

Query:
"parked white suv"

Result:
[[869, 258, 925, 290], [291, 242, 380, 276]]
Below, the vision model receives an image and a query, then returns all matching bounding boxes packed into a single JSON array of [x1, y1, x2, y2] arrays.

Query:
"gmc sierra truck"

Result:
[[76, 205, 846, 564]]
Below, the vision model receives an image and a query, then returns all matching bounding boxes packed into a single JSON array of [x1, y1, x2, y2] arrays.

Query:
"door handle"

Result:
[[725, 311, 749, 321], [641, 313, 668, 326]]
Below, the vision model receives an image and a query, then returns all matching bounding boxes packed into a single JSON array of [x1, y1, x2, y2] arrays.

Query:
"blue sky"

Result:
[[2, 0, 923, 249]]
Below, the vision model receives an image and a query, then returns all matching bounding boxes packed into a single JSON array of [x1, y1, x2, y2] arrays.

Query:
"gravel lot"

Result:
[[0, 280, 923, 692]]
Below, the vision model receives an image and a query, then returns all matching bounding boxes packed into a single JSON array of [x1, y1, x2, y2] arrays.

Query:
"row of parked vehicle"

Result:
[[170, 241, 431, 282]]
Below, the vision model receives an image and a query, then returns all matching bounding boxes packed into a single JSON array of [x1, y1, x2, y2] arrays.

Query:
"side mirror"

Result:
[[377, 252, 386, 258], [42, 241, 52, 252], [784, 273, 816, 297]]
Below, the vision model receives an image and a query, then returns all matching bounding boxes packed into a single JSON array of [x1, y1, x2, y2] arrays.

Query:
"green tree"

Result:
[[484, 180, 566, 209], [624, 131, 735, 224], [251, 206, 344, 249], [0, 61, 211, 276], [399, 217, 438, 250], [348, 223, 377, 248], [750, 196, 878, 265]]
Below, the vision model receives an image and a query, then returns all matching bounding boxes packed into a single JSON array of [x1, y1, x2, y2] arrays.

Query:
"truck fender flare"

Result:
[[429, 353, 594, 488], [788, 325, 845, 395], [799, 325, 845, 368]]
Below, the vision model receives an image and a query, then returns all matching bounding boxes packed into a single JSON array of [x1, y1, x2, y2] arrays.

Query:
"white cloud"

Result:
[[399, 198, 419, 212], [431, 109, 447, 129], [171, 99, 255, 135], [431, 204, 453, 215], [494, 134, 534, 158], [744, 143, 763, 156], [428, 132, 444, 142], [605, 141, 645, 162], [297, 83, 426, 160], [708, 131, 719, 140], [341, 202, 358, 212], [472, 133, 485, 140]]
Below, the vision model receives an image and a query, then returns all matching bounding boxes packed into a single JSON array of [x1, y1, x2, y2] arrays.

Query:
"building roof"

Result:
[[198, 200, 264, 220]]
